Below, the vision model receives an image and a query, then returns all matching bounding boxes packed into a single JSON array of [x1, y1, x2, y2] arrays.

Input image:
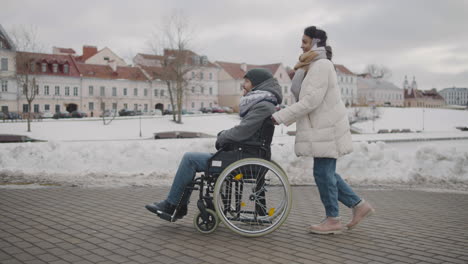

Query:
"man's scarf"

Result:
[[239, 79, 278, 117]]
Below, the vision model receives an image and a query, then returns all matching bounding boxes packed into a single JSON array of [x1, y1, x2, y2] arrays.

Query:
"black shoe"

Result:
[[152, 202, 188, 219], [145, 200, 176, 215]]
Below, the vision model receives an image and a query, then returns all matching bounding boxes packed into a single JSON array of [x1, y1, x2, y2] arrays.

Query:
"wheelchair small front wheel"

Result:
[[193, 209, 219, 234]]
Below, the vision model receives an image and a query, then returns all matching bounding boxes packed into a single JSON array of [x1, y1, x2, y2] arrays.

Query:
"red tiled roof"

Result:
[[56, 47, 76, 54], [334, 64, 355, 75], [215, 61, 281, 79], [15, 51, 80, 77], [76, 63, 148, 81], [139, 65, 166, 80]]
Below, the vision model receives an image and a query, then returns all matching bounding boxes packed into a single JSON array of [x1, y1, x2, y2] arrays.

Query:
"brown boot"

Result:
[[308, 217, 343, 234], [346, 200, 375, 230]]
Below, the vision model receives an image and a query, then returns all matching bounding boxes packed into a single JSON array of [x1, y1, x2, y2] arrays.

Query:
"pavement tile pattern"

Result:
[[1, 186, 468, 264]]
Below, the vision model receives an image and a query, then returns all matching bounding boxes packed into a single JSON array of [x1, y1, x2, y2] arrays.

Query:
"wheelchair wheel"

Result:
[[193, 209, 219, 234], [213, 158, 292, 237]]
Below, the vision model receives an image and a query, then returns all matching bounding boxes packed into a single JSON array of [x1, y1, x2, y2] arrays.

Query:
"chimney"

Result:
[[240, 63, 247, 72], [82, 45, 98, 61], [109, 60, 117, 72]]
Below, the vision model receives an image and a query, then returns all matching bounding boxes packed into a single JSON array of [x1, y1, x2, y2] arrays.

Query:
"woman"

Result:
[[272, 26, 374, 234], [146, 68, 282, 220]]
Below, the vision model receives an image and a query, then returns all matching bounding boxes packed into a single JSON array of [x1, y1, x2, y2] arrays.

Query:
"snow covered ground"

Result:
[[1, 108, 467, 191]]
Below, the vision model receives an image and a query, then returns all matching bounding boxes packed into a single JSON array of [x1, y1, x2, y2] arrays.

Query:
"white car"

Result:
[[41, 111, 54, 118], [145, 109, 163, 116]]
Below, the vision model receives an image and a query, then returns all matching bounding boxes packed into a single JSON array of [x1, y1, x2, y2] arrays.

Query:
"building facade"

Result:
[[357, 77, 404, 107], [335, 64, 358, 106], [0, 25, 18, 113], [403, 76, 446, 108], [439, 87, 468, 106]]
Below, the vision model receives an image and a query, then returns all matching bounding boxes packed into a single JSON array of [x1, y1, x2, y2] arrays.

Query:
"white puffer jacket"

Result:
[[272, 59, 353, 158]]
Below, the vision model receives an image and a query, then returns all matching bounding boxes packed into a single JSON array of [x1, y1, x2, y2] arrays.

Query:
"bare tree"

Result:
[[148, 10, 201, 124], [10, 25, 44, 132], [365, 64, 392, 79]]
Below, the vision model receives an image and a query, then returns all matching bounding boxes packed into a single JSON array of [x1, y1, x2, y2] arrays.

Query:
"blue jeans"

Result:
[[313, 158, 361, 217], [166, 152, 213, 206]]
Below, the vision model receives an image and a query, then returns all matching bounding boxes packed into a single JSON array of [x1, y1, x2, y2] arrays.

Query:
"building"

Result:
[[335, 64, 358, 106], [216, 61, 292, 112], [134, 50, 220, 111], [357, 77, 404, 107], [0, 24, 18, 113], [403, 76, 446, 108], [439, 87, 468, 106]]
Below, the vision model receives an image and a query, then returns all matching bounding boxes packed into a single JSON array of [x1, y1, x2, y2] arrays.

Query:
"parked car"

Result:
[[163, 109, 173, 115], [71, 110, 88, 118], [211, 106, 225, 113], [100, 110, 117, 117], [199, 107, 212, 113], [53, 111, 71, 119], [41, 111, 54, 119], [144, 109, 163, 116], [7, 112, 22, 120], [118, 109, 136, 116], [222, 106, 234, 113], [135, 110, 143, 116]]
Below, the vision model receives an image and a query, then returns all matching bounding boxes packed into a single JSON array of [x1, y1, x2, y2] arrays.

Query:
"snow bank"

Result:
[[1, 137, 467, 188]]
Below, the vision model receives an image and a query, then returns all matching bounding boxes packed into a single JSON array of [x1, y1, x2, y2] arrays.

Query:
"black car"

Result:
[[71, 110, 88, 118], [163, 109, 173, 115], [7, 112, 22, 120], [199, 107, 212, 113], [53, 111, 71, 119], [118, 109, 136, 116]]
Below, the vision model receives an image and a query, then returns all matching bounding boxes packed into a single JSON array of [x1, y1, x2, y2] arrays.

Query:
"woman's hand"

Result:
[[271, 116, 279, 125]]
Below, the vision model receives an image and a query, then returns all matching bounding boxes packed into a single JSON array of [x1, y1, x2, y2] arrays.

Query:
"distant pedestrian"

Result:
[[272, 26, 374, 234]]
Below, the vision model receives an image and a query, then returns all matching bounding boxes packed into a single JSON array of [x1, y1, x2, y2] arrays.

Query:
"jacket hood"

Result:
[[253, 78, 283, 105]]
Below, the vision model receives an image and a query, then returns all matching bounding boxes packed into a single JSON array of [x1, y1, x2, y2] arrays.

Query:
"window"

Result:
[[192, 102, 195, 108], [192, 86, 195, 93], [55, 104, 60, 113], [44, 85, 49, 95], [201, 102, 204, 108], [123, 103, 128, 109], [55, 86, 60, 96], [200, 72, 204, 80], [64, 64, 69, 74], [34, 104, 39, 113], [1, 58, 8, 71], [112, 87, 117, 96], [30, 62, 36, 72], [104, 57, 110, 61], [134, 104, 138, 110], [89, 86, 94, 96], [161, 90, 165, 97], [123, 88, 127, 96], [100, 102, 105, 111], [144, 104, 148, 111], [73, 87, 78, 96], [89, 102, 94, 110], [144, 89, 148, 97], [154, 89, 158, 97], [1, 80, 7, 92], [45, 104, 50, 111], [209, 87, 213, 95], [65, 86, 70, 96], [112, 103, 117, 110], [100, 86, 105, 96], [192, 72, 195, 78], [41, 63, 47, 72], [209, 102, 212, 107], [52, 64, 58, 73], [209, 73, 213, 80], [23, 104, 29, 112], [134, 88, 138, 96], [35, 85, 39, 95]]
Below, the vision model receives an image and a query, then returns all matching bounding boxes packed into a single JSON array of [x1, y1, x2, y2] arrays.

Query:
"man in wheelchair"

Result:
[[145, 68, 283, 221]]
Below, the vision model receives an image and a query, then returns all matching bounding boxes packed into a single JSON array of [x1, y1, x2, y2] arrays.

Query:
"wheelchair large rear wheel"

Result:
[[213, 158, 292, 237]]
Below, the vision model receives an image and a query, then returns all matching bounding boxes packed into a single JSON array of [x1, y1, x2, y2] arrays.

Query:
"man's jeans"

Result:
[[313, 158, 361, 217], [166, 152, 213, 206]]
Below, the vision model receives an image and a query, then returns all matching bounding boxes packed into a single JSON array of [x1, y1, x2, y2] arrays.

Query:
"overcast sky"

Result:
[[2, 0, 467, 90]]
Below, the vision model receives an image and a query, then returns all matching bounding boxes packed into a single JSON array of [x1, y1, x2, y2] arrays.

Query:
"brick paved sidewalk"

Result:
[[1, 186, 467, 264]]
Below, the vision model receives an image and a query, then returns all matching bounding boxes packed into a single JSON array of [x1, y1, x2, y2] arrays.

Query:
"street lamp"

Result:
[[139, 104, 142, 137]]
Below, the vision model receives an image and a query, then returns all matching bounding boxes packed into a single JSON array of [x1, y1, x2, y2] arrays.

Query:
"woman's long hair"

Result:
[[304, 26, 333, 60]]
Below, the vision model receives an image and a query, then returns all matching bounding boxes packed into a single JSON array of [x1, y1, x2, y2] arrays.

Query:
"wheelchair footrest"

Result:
[[156, 211, 176, 222]]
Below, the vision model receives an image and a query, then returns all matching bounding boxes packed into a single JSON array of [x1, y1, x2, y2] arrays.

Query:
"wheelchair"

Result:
[[157, 119, 292, 237]]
